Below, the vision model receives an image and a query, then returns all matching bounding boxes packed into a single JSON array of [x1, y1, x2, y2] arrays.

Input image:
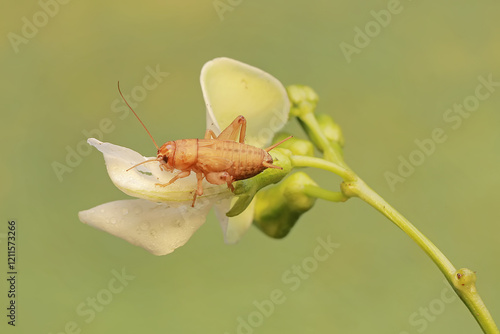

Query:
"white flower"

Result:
[[79, 57, 290, 255]]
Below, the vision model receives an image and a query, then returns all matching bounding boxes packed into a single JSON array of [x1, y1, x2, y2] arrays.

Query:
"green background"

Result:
[[1, 1, 499, 333]]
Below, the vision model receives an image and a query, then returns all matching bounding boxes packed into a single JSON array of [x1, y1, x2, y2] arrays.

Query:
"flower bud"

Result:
[[253, 172, 317, 238], [316, 113, 344, 148], [301, 113, 345, 152], [287, 85, 319, 117]]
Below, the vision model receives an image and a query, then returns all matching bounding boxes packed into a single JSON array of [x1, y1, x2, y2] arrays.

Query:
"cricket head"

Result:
[[123, 141, 176, 172], [157, 141, 176, 171]]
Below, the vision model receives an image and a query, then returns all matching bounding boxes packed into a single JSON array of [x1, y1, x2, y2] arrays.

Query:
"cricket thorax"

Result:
[[169, 139, 199, 170]]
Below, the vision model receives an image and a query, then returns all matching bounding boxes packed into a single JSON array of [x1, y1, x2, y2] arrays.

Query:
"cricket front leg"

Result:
[[156, 170, 190, 187]]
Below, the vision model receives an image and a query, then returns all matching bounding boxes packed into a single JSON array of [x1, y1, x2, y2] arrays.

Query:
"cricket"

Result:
[[117, 82, 292, 207]]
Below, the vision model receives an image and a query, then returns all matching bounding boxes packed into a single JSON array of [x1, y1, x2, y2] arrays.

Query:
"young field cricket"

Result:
[[118, 82, 292, 207]]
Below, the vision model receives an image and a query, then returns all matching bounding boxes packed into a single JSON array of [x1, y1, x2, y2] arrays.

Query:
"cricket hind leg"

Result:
[[204, 129, 218, 139], [205, 171, 235, 192], [191, 172, 206, 207], [215, 115, 247, 143]]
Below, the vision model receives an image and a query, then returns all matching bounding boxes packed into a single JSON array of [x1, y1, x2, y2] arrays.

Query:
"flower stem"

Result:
[[290, 155, 355, 181], [287, 84, 498, 333], [342, 178, 455, 274], [341, 178, 499, 334], [297, 112, 345, 165], [302, 185, 347, 202], [453, 268, 500, 334]]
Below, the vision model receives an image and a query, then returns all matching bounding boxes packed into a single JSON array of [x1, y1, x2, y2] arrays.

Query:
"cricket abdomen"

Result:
[[197, 140, 272, 180]]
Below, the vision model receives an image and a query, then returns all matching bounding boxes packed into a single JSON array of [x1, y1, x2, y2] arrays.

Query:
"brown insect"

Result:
[[118, 82, 291, 206]]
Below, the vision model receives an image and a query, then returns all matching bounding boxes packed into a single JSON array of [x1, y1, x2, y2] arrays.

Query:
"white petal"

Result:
[[88, 138, 231, 203], [201, 57, 290, 147], [79, 198, 215, 255], [214, 197, 256, 244]]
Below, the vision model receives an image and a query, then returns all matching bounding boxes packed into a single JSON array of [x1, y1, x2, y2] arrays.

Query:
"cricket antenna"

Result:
[[117, 81, 160, 150], [125, 158, 160, 171], [264, 135, 293, 152]]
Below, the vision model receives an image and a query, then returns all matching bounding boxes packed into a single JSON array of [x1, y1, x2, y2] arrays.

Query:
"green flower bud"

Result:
[[287, 85, 319, 118], [227, 148, 293, 217], [300, 113, 345, 153], [316, 113, 344, 148], [253, 172, 317, 239], [273, 132, 315, 157]]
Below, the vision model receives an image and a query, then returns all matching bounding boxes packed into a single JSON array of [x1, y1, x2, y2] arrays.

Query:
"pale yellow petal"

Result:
[[201, 57, 289, 147]]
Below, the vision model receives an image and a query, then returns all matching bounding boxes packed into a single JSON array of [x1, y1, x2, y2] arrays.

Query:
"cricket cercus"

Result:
[[118, 83, 292, 207]]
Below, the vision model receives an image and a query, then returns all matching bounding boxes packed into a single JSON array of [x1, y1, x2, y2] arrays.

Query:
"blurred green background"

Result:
[[1, 1, 499, 333]]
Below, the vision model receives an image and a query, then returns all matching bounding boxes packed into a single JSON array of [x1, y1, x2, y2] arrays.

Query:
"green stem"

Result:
[[453, 268, 499, 334], [291, 155, 355, 181], [287, 85, 498, 332], [298, 113, 346, 166], [342, 178, 455, 274], [302, 184, 347, 202], [341, 178, 499, 334]]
